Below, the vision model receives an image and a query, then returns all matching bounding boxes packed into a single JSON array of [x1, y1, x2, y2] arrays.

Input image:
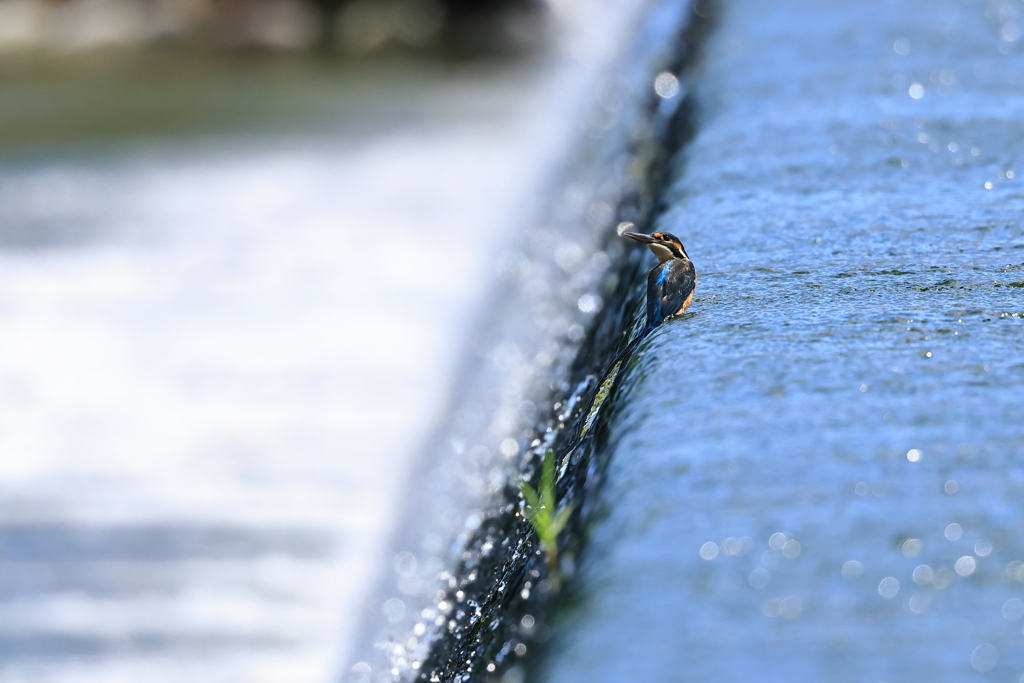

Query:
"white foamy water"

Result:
[[0, 1, 652, 681]]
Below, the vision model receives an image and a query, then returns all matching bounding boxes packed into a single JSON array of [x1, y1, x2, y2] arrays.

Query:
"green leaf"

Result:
[[519, 479, 542, 512], [514, 448, 573, 584], [549, 504, 574, 538], [541, 449, 556, 512]]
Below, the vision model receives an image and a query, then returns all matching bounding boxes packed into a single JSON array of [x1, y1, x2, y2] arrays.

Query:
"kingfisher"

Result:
[[622, 231, 697, 332]]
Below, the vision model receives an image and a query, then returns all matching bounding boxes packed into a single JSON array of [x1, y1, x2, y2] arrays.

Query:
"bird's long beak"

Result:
[[622, 231, 656, 244]]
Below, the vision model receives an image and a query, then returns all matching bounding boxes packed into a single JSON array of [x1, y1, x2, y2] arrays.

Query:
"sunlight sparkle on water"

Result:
[[970, 644, 998, 672], [955, 556, 976, 576], [749, 568, 770, 588], [901, 539, 922, 557], [912, 565, 933, 585], [878, 577, 900, 598], [908, 592, 931, 614], [578, 293, 603, 313], [654, 72, 680, 99], [500, 439, 520, 458], [721, 536, 754, 555], [1002, 598, 1024, 621]]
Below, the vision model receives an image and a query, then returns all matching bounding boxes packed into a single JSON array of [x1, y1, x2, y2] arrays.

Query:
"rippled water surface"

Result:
[[541, 0, 1024, 680]]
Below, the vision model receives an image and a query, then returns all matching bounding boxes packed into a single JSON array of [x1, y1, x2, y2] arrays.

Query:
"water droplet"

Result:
[[1003, 598, 1024, 621], [878, 577, 900, 598], [383, 598, 406, 623], [945, 523, 963, 541], [654, 72, 680, 99], [908, 592, 931, 614], [901, 539, 923, 557], [577, 293, 603, 314], [970, 644, 998, 672], [395, 552, 418, 576], [500, 438, 520, 458], [876, 577, 901, 598], [700, 541, 720, 560], [955, 556, 976, 576]]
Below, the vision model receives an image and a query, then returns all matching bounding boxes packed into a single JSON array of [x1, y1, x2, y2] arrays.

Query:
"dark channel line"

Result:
[[408, 2, 719, 681]]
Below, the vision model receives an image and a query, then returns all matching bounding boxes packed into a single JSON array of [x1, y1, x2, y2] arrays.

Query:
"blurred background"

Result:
[[0, 0, 650, 681]]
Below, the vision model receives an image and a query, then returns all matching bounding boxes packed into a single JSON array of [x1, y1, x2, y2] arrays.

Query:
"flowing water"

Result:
[[538, 0, 1024, 681], [345, 0, 709, 679], [0, 0, 653, 678], [8, 0, 1020, 679], [349, 0, 1024, 679]]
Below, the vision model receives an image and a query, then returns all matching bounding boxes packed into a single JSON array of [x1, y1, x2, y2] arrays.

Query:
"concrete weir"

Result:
[[352, 0, 1024, 680], [541, 0, 1024, 681]]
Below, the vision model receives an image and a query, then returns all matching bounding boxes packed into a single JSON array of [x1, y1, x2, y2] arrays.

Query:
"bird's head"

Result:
[[622, 231, 689, 263]]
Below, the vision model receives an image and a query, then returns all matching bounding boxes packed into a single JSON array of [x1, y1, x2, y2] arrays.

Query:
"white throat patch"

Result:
[[650, 243, 676, 263]]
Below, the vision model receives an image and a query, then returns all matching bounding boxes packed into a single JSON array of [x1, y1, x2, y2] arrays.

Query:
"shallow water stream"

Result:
[[540, 0, 1024, 680]]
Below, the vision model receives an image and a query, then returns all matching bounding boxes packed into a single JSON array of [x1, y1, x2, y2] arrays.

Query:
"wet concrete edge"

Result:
[[343, 0, 719, 681]]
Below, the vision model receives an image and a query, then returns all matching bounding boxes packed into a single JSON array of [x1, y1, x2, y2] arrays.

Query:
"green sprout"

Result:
[[516, 449, 574, 581]]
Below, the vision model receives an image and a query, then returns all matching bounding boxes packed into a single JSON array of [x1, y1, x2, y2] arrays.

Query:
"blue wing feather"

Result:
[[646, 259, 696, 331]]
